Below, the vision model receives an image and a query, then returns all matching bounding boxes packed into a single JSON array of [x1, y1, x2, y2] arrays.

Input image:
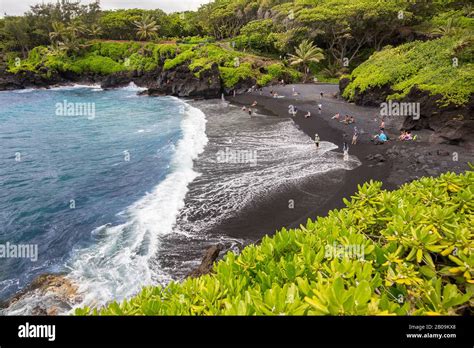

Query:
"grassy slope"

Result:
[[342, 34, 474, 106], [76, 171, 473, 316], [6, 41, 301, 88]]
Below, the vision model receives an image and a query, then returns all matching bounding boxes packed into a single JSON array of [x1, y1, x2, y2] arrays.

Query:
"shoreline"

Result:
[[2, 83, 472, 315], [226, 83, 473, 233], [228, 84, 393, 227]]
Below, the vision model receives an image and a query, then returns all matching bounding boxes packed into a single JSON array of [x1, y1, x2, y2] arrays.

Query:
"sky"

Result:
[[0, 0, 212, 17]]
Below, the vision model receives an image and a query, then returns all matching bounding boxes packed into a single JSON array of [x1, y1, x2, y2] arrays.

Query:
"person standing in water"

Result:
[[343, 142, 349, 161], [314, 133, 320, 149]]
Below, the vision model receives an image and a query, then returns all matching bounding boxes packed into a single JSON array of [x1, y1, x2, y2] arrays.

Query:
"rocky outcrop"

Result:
[[2, 274, 81, 315], [188, 244, 223, 278], [0, 61, 228, 98], [145, 63, 222, 98], [340, 81, 474, 149], [0, 70, 66, 90], [400, 87, 474, 148]]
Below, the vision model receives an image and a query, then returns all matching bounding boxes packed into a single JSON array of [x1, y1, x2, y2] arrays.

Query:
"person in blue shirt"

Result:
[[373, 131, 388, 145]]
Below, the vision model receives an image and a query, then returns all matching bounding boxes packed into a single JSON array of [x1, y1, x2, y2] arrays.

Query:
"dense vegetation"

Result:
[[76, 171, 473, 315], [342, 34, 474, 106], [1, 0, 473, 87], [5, 40, 300, 88]]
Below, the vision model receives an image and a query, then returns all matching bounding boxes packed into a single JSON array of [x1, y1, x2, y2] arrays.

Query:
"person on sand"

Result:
[[332, 113, 340, 120], [314, 134, 320, 149], [352, 127, 359, 145], [251, 101, 258, 107], [372, 131, 388, 145], [305, 111, 311, 118], [398, 130, 407, 141]]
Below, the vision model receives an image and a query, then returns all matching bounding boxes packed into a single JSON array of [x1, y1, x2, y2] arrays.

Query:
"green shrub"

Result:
[[74, 54, 126, 75], [127, 53, 157, 72], [163, 49, 196, 70], [219, 63, 255, 88], [342, 35, 474, 106], [89, 41, 141, 61], [151, 44, 178, 61], [76, 171, 474, 316]]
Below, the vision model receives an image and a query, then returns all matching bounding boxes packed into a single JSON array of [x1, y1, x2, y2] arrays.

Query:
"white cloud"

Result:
[[0, 0, 211, 17]]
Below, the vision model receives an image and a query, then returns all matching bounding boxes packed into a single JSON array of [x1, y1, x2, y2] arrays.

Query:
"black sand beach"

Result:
[[214, 83, 473, 243]]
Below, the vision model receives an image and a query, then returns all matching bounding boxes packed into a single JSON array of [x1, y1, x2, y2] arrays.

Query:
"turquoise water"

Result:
[[0, 85, 207, 306]]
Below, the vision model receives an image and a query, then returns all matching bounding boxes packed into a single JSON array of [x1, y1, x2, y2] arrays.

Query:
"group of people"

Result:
[[331, 113, 355, 125], [398, 130, 415, 141]]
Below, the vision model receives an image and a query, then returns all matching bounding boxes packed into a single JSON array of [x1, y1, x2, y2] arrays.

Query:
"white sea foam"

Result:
[[0, 94, 207, 315], [119, 82, 146, 92], [56, 100, 206, 312], [49, 84, 103, 91]]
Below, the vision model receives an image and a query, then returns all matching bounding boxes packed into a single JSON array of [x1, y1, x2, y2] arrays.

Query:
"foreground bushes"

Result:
[[76, 171, 473, 316]]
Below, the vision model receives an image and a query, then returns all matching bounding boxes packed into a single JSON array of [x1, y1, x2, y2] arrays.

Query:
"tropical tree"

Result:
[[49, 21, 67, 43], [133, 15, 159, 41], [88, 24, 103, 38], [288, 39, 325, 82], [430, 16, 461, 37], [68, 20, 87, 39]]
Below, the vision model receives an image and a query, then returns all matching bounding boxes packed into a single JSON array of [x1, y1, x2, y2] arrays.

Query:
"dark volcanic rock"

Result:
[[400, 87, 474, 148], [188, 244, 224, 278], [147, 63, 222, 98], [0, 69, 65, 90], [100, 71, 134, 89], [339, 77, 350, 96], [1, 61, 224, 99], [339, 79, 474, 149], [2, 273, 81, 315]]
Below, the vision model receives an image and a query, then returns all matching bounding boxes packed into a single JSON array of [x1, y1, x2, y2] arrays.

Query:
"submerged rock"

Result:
[[188, 244, 224, 278]]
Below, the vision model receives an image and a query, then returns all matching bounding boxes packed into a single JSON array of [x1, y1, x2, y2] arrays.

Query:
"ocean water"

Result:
[[0, 86, 360, 314], [0, 84, 208, 313]]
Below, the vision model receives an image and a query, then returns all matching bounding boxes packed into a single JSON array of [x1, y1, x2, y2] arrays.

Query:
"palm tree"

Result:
[[430, 17, 461, 37], [133, 15, 159, 41], [88, 24, 103, 38], [49, 21, 67, 43], [68, 20, 87, 39], [288, 40, 325, 82]]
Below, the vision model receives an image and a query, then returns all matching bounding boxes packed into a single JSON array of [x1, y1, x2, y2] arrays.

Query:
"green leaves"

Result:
[[76, 171, 473, 316]]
